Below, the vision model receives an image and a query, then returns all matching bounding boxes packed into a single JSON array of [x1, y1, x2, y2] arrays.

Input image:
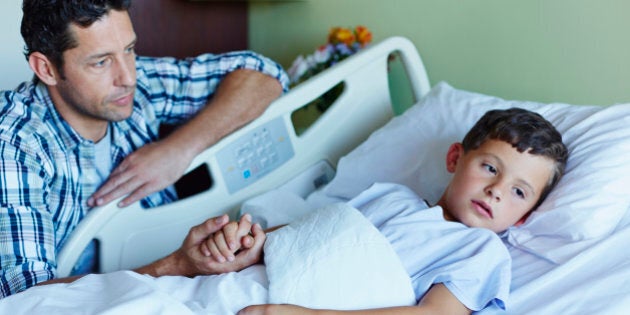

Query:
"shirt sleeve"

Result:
[[435, 229, 511, 311], [351, 183, 511, 312], [0, 141, 56, 298], [134, 50, 289, 126]]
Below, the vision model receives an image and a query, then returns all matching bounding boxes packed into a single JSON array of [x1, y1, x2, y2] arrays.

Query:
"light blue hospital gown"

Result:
[[347, 183, 511, 312]]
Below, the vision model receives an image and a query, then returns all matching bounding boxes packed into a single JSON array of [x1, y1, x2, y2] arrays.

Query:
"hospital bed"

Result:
[[2, 36, 630, 314]]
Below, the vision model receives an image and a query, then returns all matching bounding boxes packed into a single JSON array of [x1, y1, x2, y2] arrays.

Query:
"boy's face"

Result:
[[437, 139, 555, 233]]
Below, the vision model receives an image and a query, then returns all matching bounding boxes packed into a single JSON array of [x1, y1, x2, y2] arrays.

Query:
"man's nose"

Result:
[[115, 58, 136, 87]]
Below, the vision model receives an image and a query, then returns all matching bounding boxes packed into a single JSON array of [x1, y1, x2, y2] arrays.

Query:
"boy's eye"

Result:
[[483, 163, 497, 174], [514, 188, 525, 199]]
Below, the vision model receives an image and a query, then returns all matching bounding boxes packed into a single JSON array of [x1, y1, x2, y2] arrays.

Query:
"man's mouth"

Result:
[[472, 200, 493, 219], [111, 93, 134, 107]]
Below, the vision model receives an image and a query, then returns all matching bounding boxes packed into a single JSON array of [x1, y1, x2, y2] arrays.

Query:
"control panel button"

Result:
[[216, 117, 295, 194]]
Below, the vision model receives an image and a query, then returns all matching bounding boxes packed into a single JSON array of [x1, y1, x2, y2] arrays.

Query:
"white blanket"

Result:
[[0, 203, 415, 314], [265, 203, 416, 309]]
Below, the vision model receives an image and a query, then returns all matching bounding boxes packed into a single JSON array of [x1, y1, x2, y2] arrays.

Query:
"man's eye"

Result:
[[93, 59, 107, 68], [92, 58, 111, 68]]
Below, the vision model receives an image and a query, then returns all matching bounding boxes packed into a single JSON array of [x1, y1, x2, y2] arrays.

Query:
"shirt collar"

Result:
[[34, 81, 93, 150]]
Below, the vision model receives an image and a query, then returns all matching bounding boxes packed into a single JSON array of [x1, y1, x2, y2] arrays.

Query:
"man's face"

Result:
[[438, 139, 554, 233], [50, 10, 137, 140]]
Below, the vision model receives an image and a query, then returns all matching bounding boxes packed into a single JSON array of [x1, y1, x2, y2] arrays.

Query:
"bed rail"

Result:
[[56, 36, 430, 277]]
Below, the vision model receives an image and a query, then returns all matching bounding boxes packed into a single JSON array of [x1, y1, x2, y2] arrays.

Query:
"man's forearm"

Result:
[[164, 69, 284, 159], [37, 275, 84, 286]]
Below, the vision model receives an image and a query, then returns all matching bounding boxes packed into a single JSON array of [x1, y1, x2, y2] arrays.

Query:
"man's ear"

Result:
[[28, 52, 59, 86], [445, 142, 464, 173]]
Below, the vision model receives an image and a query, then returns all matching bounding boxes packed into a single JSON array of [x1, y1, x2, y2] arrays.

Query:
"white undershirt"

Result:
[[93, 125, 113, 185], [72, 126, 114, 275]]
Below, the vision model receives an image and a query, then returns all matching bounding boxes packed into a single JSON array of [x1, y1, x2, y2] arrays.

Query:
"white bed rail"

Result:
[[56, 36, 430, 277]]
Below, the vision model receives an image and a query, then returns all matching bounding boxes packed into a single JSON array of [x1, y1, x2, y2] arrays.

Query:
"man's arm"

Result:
[[88, 68, 284, 208], [0, 142, 57, 297], [38, 213, 266, 287], [133, 213, 266, 277]]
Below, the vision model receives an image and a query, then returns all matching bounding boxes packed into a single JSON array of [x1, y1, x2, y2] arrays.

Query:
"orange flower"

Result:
[[354, 25, 372, 46], [328, 27, 355, 46]]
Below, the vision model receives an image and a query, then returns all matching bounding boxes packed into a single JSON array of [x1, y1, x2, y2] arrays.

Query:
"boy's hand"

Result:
[[238, 304, 317, 315], [201, 220, 266, 274], [166, 214, 265, 276], [200, 214, 259, 263]]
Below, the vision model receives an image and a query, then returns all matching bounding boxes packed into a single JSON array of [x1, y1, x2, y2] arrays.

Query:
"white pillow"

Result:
[[324, 81, 630, 263]]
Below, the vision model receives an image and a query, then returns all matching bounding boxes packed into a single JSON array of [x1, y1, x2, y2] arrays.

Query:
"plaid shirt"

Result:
[[0, 51, 288, 297]]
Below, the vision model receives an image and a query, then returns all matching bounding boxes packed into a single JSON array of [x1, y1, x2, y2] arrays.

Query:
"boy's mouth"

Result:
[[472, 200, 493, 219]]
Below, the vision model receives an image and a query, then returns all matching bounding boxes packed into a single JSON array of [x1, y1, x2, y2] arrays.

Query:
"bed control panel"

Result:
[[216, 117, 294, 194]]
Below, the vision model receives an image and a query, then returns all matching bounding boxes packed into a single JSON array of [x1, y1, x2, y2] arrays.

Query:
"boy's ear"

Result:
[[28, 52, 59, 86], [514, 212, 531, 226], [445, 143, 464, 173]]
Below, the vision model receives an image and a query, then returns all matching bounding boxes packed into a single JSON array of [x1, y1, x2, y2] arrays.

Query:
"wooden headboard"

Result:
[[128, 0, 247, 58]]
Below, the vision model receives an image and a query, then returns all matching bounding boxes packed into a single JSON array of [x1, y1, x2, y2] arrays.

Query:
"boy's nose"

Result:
[[485, 184, 502, 201]]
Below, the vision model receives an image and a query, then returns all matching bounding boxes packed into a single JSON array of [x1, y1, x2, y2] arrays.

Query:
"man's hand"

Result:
[[136, 214, 265, 277], [87, 139, 193, 208], [173, 214, 266, 275]]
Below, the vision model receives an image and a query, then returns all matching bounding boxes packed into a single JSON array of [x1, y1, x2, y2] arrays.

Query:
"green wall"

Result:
[[249, 0, 630, 106]]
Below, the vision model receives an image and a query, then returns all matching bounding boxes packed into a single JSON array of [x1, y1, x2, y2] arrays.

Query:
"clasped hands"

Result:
[[177, 213, 267, 276], [180, 214, 317, 315], [201, 213, 265, 266]]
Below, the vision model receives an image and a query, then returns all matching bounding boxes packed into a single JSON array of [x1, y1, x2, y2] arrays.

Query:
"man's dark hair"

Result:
[[21, 0, 132, 75], [462, 107, 568, 209]]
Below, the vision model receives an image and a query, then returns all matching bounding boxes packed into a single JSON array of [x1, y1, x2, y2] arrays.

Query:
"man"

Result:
[[0, 0, 287, 297]]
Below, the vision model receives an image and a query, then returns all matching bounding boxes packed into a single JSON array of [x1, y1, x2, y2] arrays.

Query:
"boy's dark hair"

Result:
[[462, 107, 568, 209], [21, 0, 132, 77]]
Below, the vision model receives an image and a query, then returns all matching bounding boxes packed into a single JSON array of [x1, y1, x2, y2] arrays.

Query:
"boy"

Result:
[[207, 108, 568, 315]]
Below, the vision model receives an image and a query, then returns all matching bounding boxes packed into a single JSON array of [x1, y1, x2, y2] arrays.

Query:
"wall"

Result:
[[129, 0, 247, 58], [249, 0, 630, 106], [0, 2, 33, 90]]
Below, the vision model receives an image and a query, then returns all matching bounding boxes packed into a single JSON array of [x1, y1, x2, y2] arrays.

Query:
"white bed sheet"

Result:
[[491, 224, 630, 315], [0, 202, 414, 314], [0, 266, 268, 315]]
